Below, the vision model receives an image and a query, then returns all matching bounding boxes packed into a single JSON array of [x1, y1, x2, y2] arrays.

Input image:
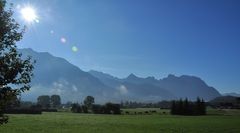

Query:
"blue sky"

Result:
[[9, 0, 240, 93]]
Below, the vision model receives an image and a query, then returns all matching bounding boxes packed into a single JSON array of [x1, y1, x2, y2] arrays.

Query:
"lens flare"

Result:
[[72, 46, 78, 52], [60, 37, 67, 43], [20, 6, 38, 23], [50, 30, 54, 34]]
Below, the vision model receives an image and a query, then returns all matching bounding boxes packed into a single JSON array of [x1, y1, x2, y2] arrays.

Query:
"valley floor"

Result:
[[0, 109, 240, 133]]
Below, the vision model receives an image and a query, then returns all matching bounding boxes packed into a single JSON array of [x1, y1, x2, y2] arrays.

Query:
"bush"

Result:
[[105, 103, 121, 114], [92, 104, 105, 114], [41, 109, 58, 112], [71, 103, 82, 113], [81, 105, 88, 113], [4, 108, 42, 114]]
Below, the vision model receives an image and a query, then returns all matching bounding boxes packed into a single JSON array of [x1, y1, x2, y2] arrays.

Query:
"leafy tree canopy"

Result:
[[0, 0, 34, 124], [84, 96, 94, 109]]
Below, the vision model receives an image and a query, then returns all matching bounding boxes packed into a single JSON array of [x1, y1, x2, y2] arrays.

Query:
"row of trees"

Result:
[[120, 101, 172, 109], [71, 96, 121, 114], [71, 103, 121, 115], [92, 103, 121, 114], [37, 95, 61, 109], [71, 104, 88, 113], [171, 98, 206, 115], [71, 96, 95, 113]]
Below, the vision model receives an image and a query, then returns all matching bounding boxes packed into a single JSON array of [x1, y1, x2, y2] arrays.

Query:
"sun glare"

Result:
[[20, 6, 38, 23]]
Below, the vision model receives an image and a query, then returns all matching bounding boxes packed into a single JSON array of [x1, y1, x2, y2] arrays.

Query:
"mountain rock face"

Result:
[[19, 48, 115, 103], [158, 75, 221, 101], [89, 71, 221, 101], [19, 48, 221, 103]]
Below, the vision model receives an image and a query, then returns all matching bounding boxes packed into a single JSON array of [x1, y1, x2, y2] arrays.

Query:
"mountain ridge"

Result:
[[19, 48, 221, 102], [89, 70, 221, 101]]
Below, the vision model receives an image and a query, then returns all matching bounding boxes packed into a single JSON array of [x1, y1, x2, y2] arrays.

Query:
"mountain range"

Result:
[[19, 48, 221, 103]]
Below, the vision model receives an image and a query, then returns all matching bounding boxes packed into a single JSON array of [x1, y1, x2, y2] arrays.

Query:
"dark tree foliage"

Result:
[[92, 103, 120, 114], [83, 96, 94, 109], [170, 100, 176, 114], [71, 103, 82, 113], [81, 105, 88, 113], [50, 95, 61, 108], [72, 102, 120, 115], [71, 103, 88, 113], [120, 100, 172, 109], [171, 98, 206, 115], [92, 104, 105, 114], [0, 0, 34, 124], [200, 99, 206, 115], [105, 103, 121, 114], [37, 95, 50, 109]]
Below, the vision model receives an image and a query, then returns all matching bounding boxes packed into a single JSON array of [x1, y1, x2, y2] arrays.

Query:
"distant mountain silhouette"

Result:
[[158, 74, 221, 100], [223, 92, 240, 97], [19, 48, 115, 103], [209, 96, 240, 106], [89, 71, 221, 101], [19, 48, 221, 102]]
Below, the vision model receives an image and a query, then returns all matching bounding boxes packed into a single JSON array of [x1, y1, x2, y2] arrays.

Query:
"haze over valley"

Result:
[[20, 48, 221, 103]]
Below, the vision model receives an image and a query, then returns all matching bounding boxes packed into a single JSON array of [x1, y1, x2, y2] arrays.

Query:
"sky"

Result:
[[8, 0, 240, 94]]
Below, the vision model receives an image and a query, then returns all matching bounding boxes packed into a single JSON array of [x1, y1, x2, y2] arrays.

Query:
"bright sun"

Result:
[[20, 6, 38, 23]]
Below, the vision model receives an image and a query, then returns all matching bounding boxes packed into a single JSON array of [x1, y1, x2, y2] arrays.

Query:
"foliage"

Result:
[[209, 96, 240, 109], [91, 104, 105, 114], [91, 103, 120, 114], [83, 96, 94, 109], [37, 95, 50, 109], [171, 98, 206, 115], [71, 103, 82, 113], [104, 103, 121, 114], [4, 108, 41, 114], [81, 105, 88, 113], [120, 100, 172, 109], [0, 0, 34, 124], [50, 95, 61, 108], [37, 95, 61, 109], [71, 102, 120, 115]]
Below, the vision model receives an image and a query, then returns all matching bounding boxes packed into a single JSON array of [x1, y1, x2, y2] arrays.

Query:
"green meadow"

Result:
[[0, 109, 240, 133]]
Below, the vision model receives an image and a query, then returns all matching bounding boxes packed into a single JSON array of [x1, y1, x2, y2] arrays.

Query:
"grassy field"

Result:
[[0, 109, 240, 133]]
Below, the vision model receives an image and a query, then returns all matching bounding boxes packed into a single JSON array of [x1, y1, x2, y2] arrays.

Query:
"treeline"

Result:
[[71, 96, 121, 114], [4, 95, 61, 114], [71, 103, 121, 114], [208, 96, 240, 109], [120, 101, 171, 109], [4, 108, 42, 114], [4, 100, 42, 114], [37, 95, 61, 109], [171, 98, 206, 115]]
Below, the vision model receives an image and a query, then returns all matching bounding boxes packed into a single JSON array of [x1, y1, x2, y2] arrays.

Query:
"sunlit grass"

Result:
[[0, 110, 240, 133]]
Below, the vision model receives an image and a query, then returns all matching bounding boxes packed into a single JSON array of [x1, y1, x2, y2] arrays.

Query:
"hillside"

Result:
[[19, 48, 221, 102]]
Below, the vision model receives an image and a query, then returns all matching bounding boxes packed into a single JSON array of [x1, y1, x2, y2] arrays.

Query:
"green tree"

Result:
[[81, 105, 88, 113], [37, 95, 50, 109], [83, 96, 94, 109], [178, 98, 183, 115], [50, 95, 61, 108], [200, 98, 206, 115], [195, 97, 201, 115], [0, 0, 34, 124], [170, 100, 176, 115], [183, 98, 189, 115], [71, 103, 82, 113]]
